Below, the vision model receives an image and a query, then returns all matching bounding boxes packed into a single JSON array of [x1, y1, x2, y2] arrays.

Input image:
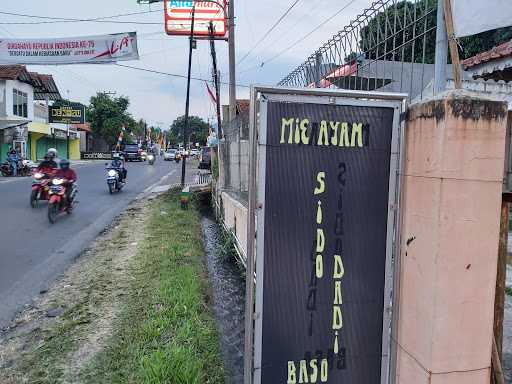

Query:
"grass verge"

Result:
[[0, 190, 225, 384], [81, 190, 225, 383]]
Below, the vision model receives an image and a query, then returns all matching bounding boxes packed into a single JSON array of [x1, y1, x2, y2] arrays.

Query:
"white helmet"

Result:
[[47, 148, 58, 159]]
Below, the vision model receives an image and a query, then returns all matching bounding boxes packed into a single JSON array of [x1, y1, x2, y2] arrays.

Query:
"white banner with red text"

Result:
[[0, 32, 139, 65]]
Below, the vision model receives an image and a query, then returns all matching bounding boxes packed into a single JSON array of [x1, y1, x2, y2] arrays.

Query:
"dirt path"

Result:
[[0, 200, 151, 384]]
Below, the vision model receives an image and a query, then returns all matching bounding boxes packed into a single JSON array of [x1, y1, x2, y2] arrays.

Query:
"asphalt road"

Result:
[[0, 158, 197, 329]]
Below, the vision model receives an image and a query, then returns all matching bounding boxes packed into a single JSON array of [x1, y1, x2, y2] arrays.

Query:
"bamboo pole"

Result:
[[492, 336, 506, 384], [443, 0, 462, 89]]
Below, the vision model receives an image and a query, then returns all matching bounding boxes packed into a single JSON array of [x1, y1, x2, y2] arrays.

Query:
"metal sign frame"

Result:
[[245, 86, 407, 384]]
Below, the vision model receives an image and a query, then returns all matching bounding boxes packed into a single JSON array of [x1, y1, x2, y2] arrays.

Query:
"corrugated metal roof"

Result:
[[0, 65, 62, 100], [463, 39, 512, 69], [0, 65, 31, 82], [30, 72, 62, 101]]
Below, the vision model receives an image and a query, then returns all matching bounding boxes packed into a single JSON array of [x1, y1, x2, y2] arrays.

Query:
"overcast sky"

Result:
[[0, 0, 372, 128]]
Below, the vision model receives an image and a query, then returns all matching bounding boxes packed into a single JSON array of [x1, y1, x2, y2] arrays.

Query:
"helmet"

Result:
[[112, 152, 121, 160], [60, 159, 70, 170], [47, 148, 57, 159]]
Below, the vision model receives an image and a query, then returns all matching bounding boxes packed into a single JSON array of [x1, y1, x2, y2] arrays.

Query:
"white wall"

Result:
[[4, 79, 34, 120], [0, 80, 7, 117]]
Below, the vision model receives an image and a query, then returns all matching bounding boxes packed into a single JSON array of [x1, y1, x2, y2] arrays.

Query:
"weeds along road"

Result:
[[0, 159, 196, 329]]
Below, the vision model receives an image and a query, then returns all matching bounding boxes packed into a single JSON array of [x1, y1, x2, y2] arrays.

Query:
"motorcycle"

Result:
[[0, 159, 31, 177], [47, 178, 77, 224], [30, 169, 55, 208], [147, 153, 155, 165], [106, 167, 124, 194]]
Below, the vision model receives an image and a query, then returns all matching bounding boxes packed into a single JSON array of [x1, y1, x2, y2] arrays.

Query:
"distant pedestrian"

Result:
[[7, 148, 20, 177]]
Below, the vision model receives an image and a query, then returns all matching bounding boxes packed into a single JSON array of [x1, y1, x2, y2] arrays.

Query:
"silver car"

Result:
[[163, 149, 177, 161]]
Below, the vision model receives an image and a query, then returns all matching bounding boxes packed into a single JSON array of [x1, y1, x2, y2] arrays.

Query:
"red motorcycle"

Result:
[[47, 177, 77, 224], [30, 169, 56, 208]]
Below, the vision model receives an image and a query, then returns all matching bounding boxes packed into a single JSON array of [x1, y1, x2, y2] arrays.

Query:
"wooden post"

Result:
[[443, 0, 462, 89], [492, 336, 506, 384], [495, 201, 508, 355]]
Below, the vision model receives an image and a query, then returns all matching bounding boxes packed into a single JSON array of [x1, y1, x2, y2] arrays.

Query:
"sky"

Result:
[[0, 0, 372, 129]]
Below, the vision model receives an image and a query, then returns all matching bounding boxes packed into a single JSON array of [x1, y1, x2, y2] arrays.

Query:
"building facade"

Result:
[[0, 65, 82, 162], [0, 66, 34, 161]]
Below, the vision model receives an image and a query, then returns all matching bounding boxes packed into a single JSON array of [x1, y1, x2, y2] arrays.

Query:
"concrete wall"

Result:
[[221, 191, 248, 260], [396, 91, 508, 383], [218, 139, 249, 192]]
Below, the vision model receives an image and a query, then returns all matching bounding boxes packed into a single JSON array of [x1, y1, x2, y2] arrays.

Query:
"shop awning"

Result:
[[0, 117, 30, 130]]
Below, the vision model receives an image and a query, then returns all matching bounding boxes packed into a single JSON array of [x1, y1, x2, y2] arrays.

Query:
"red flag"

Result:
[[205, 81, 217, 105]]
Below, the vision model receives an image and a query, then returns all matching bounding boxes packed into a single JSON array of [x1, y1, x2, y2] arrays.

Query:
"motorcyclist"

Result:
[[37, 153, 58, 173], [56, 159, 77, 207], [7, 148, 20, 177], [110, 152, 127, 182], [47, 148, 58, 162]]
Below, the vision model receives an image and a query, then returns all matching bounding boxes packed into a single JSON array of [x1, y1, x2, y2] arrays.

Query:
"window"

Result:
[[13, 89, 28, 118]]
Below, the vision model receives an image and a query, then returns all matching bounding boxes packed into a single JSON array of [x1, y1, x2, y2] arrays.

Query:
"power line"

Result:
[[236, 0, 302, 67], [243, 0, 358, 73], [115, 63, 252, 88], [0, 9, 164, 25]]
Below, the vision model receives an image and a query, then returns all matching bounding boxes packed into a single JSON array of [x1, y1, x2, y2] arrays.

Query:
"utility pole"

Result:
[[228, 0, 236, 122], [181, 6, 196, 187], [434, 0, 448, 94], [209, 22, 223, 138]]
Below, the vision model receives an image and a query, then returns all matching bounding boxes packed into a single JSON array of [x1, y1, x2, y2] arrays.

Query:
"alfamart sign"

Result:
[[248, 88, 406, 384], [165, 0, 227, 37], [0, 32, 139, 65]]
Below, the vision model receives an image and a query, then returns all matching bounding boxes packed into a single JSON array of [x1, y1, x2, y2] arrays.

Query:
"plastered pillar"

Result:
[[396, 91, 508, 384]]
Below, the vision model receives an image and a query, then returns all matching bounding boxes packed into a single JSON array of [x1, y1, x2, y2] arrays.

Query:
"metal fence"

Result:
[[278, 0, 443, 101]]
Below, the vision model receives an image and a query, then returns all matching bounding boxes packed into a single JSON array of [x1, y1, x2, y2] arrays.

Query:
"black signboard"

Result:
[[80, 152, 112, 160], [256, 97, 400, 384], [49, 104, 85, 124]]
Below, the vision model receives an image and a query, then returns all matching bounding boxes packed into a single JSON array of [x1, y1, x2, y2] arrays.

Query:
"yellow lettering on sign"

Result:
[[318, 120, 329, 146], [288, 361, 297, 384], [316, 201, 322, 224], [315, 255, 324, 279], [332, 306, 343, 330], [339, 122, 350, 147], [299, 359, 309, 383], [316, 229, 325, 253], [330, 121, 340, 146], [314, 172, 325, 195], [286, 359, 328, 383], [351, 122, 363, 147], [300, 119, 310, 145], [334, 281, 343, 305], [333, 255, 345, 279], [281, 118, 294, 144]]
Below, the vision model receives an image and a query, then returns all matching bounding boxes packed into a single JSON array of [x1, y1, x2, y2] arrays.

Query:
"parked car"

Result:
[[123, 144, 143, 162], [190, 148, 200, 158], [164, 149, 177, 161], [199, 146, 212, 170]]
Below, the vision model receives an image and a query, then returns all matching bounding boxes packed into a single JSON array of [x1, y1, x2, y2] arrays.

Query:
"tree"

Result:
[[86, 93, 134, 147], [170, 116, 209, 146], [358, 0, 512, 64]]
